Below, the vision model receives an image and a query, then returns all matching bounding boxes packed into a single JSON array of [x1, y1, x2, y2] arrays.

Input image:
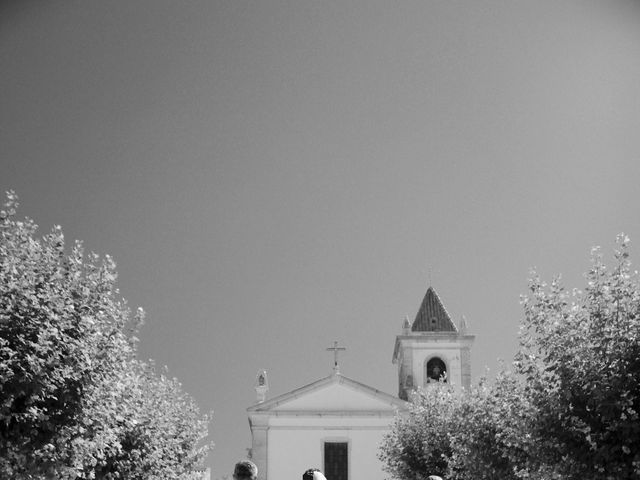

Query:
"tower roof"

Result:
[[411, 287, 457, 332]]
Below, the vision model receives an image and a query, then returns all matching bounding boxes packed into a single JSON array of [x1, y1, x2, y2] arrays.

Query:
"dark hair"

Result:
[[234, 460, 258, 480], [303, 468, 320, 480]]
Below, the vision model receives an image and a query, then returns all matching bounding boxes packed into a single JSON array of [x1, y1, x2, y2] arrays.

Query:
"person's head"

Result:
[[302, 468, 319, 480], [233, 460, 258, 480], [302, 469, 327, 480], [427, 476, 443, 480]]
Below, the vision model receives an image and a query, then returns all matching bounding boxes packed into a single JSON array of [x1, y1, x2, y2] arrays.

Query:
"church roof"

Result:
[[411, 287, 457, 332], [247, 372, 407, 414]]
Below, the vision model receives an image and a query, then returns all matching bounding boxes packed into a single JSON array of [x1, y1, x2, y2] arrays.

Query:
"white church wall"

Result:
[[248, 374, 406, 480], [268, 415, 396, 428], [266, 420, 391, 480]]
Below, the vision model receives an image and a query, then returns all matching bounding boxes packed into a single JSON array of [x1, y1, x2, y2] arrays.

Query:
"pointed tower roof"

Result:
[[411, 287, 457, 332]]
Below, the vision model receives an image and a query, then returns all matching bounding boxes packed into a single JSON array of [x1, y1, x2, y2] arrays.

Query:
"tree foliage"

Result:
[[448, 370, 539, 480], [380, 234, 640, 480], [380, 374, 538, 480], [516, 234, 640, 478], [0, 191, 210, 479], [379, 383, 458, 480]]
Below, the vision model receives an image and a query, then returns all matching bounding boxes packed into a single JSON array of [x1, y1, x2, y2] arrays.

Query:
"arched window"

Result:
[[426, 357, 447, 383]]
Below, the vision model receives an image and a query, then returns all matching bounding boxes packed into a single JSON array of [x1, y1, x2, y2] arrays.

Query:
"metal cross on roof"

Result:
[[326, 340, 346, 374]]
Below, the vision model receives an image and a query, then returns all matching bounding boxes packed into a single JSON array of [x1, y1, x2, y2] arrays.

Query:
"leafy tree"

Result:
[[447, 370, 538, 480], [380, 374, 537, 480], [516, 234, 640, 479], [380, 234, 640, 480], [379, 383, 459, 480], [86, 361, 210, 480], [0, 191, 210, 479]]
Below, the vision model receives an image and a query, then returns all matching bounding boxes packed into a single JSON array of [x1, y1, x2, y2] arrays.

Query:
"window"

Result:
[[426, 357, 447, 383], [324, 442, 348, 480]]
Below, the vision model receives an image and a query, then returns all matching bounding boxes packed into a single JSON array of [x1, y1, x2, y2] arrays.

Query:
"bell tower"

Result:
[[392, 286, 474, 400]]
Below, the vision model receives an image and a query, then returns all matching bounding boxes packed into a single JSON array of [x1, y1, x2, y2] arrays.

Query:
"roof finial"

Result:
[[402, 315, 411, 333], [326, 341, 346, 374], [255, 370, 269, 403], [459, 315, 468, 334]]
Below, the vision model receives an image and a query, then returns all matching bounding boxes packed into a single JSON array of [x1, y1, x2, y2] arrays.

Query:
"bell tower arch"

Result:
[[392, 286, 474, 400]]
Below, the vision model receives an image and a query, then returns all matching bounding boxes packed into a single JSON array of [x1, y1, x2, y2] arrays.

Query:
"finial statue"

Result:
[[255, 370, 268, 403], [402, 315, 411, 333], [459, 315, 468, 334]]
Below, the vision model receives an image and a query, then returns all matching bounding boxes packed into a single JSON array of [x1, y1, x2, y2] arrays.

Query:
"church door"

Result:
[[324, 442, 348, 480]]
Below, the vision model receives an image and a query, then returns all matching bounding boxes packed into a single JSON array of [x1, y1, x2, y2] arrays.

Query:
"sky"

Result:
[[2, 1, 640, 477]]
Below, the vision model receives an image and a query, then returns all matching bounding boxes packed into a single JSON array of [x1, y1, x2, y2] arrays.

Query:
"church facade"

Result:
[[247, 286, 474, 480]]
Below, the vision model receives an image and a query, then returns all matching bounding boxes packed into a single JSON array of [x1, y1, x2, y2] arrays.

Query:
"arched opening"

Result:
[[425, 357, 447, 383]]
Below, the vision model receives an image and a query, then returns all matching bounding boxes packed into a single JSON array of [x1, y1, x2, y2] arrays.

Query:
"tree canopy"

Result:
[[380, 234, 640, 480], [515, 234, 640, 478], [0, 191, 210, 479]]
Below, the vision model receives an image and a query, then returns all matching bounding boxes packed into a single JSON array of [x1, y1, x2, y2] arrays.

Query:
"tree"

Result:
[[379, 373, 538, 480], [447, 370, 538, 480], [516, 234, 640, 479], [0, 191, 210, 479], [380, 234, 640, 480], [379, 383, 459, 480], [85, 361, 210, 480]]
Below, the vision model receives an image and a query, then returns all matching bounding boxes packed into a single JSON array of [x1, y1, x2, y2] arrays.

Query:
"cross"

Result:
[[427, 265, 436, 286], [326, 341, 346, 374]]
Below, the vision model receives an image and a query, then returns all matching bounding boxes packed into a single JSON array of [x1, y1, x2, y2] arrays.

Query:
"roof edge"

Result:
[[247, 373, 408, 412]]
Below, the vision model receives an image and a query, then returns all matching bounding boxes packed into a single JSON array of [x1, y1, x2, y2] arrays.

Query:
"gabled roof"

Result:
[[411, 287, 457, 332], [247, 373, 407, 414]]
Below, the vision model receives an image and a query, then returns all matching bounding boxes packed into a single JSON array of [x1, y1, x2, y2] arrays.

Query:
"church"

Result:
[[247, 286, 475, 480]]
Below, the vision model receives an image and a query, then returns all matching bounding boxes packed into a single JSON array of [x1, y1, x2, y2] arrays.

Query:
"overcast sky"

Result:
[[2, 1, 640, 477]]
